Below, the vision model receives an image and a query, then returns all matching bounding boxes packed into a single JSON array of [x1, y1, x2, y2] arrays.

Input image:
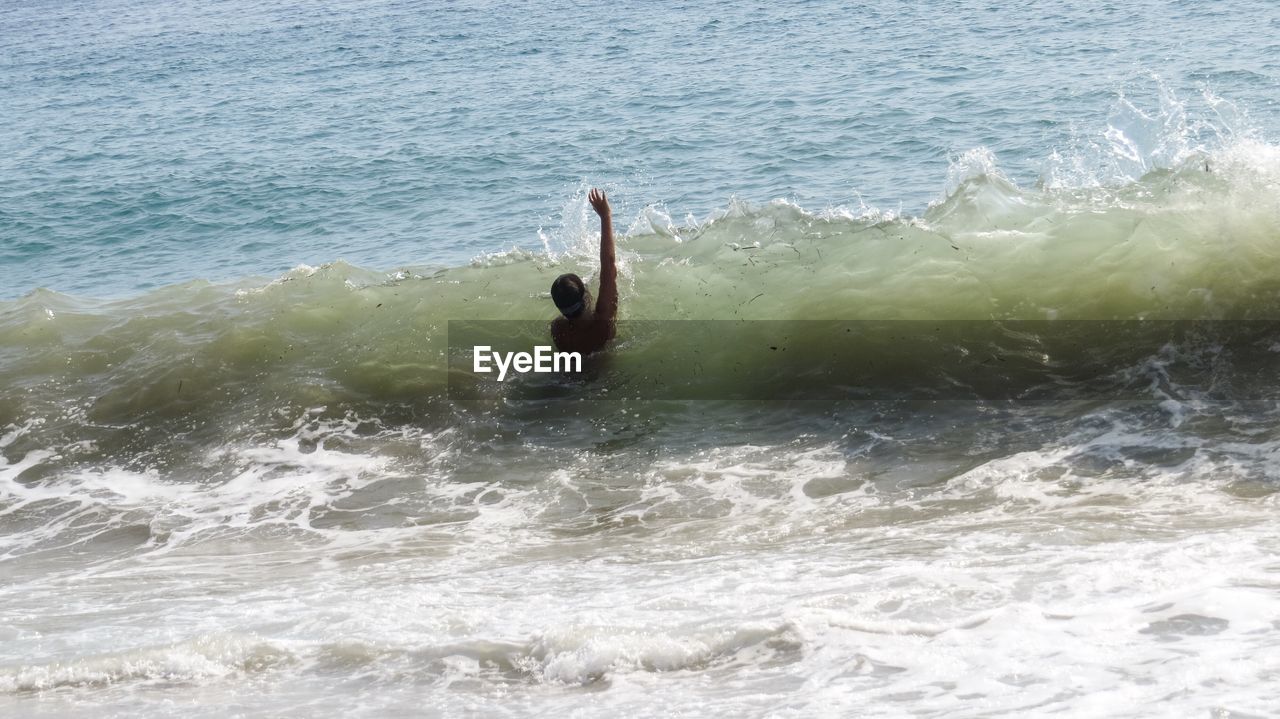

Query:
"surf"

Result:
[[4, 139, 1280, 418]]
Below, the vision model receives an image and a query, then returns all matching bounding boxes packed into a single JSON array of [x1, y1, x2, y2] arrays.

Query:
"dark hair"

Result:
[[550, 273, 587, 317]]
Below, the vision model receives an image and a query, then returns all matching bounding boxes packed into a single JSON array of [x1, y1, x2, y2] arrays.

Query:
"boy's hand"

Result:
[[588, 188, 610, 218]]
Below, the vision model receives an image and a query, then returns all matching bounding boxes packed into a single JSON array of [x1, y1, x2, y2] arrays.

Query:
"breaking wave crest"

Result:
[[4, 137, 1280, 426]]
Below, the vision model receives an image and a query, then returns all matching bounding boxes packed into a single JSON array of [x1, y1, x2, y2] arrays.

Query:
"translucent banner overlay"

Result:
[[447, 320, 1280, 401]]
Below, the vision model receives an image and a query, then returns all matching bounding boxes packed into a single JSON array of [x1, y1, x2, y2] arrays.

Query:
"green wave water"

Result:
[[5, 143, 1280, 433]]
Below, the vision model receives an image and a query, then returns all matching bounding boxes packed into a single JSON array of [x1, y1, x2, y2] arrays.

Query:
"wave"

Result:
[[0, 634, 291, 693], [3, 140, 1280, 448], [0, 622, 801, 694]]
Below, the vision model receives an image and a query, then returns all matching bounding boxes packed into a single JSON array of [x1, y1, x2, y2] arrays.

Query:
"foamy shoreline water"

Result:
[[4, 402, 1280, 717]]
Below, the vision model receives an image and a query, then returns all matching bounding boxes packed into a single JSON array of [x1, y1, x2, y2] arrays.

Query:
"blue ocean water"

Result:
[[2, 0, 1278, 298]]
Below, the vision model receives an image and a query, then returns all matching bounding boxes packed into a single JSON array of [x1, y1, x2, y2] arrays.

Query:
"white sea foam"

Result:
[[0, 634, 293, 693]]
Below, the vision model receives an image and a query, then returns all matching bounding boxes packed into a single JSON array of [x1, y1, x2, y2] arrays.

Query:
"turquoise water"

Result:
[[3, 0, 1279, 297], [5, 2, 1280, 717]]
